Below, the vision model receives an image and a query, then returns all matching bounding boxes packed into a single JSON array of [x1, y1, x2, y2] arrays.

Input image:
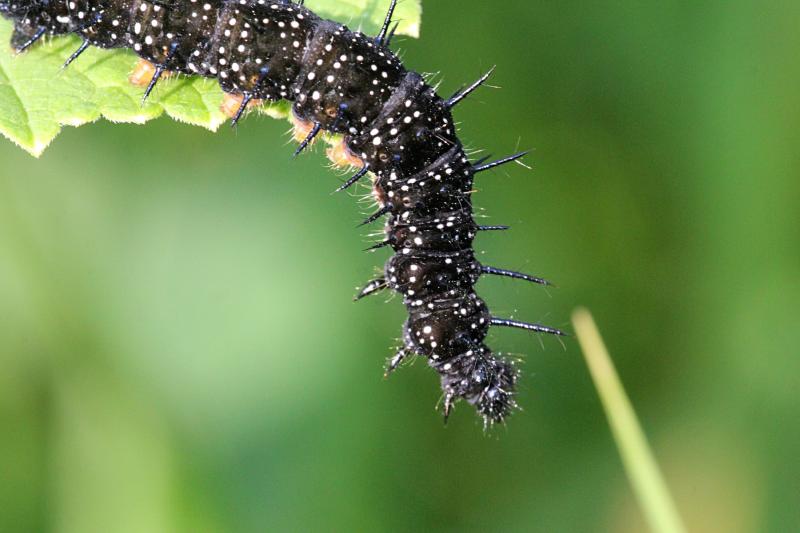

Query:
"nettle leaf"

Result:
[[0, 0, 422, 156]]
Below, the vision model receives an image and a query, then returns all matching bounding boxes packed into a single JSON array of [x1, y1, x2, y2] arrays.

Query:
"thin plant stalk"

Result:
[[572, 308, 687, 533]]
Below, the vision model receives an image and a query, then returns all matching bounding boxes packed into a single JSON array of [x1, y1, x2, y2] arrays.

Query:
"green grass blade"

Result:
[[572, 308, 687, 533]]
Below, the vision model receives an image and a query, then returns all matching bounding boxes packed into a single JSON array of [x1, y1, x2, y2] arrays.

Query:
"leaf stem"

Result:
[[572, 308, 687, 533]]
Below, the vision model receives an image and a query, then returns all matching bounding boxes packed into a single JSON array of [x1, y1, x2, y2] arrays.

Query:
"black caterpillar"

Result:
[[1, 0, 566, 426]]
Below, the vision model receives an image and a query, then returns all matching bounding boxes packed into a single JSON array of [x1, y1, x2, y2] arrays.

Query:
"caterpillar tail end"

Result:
[[475, 359, 520, 429], [435, 349, 520, 427]]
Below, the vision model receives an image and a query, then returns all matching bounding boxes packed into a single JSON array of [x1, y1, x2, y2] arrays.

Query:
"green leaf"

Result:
[[0, 0, 422, 157]]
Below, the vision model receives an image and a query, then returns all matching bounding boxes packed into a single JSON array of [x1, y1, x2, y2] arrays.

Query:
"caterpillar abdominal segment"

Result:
[[1, 0, 566, 426]]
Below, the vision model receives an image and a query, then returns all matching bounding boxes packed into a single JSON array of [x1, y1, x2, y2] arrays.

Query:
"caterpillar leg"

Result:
[[223, 67, 273, 126], [442, 392, 457, 423], [327, 141, 366, 171], [221, 93, 262, 127], [290, 114, 325, 157], [129, 59, 172, 89], [129, 59, 178, 104], [290, 114, 316, 144]]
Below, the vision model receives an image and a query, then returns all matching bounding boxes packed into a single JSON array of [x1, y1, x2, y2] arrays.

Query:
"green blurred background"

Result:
[[1, 1, 798, 531]]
